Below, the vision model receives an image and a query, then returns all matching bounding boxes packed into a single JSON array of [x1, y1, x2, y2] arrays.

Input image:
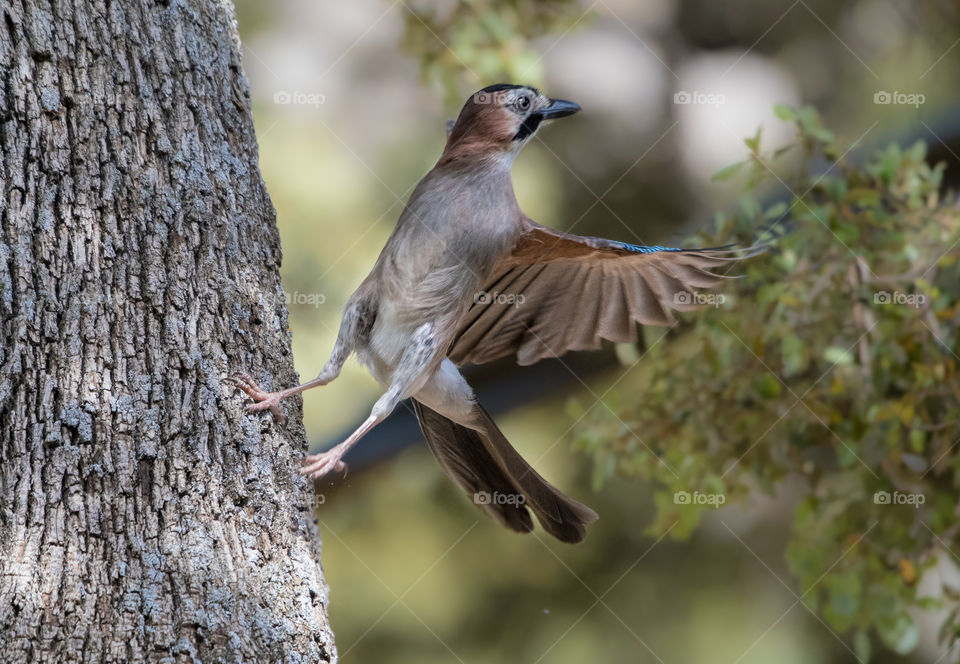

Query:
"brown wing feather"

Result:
[[449, 222, 749, 366]]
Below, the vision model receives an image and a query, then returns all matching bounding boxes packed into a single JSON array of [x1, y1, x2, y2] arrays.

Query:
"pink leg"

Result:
[[227, 302, 361, 423], [299, 414, 382, 479], [299, 321, 441, 480], [226, 372, 332, 424]]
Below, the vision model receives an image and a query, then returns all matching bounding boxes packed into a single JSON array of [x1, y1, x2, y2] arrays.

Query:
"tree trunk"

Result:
[[0, 1, 335, 662]]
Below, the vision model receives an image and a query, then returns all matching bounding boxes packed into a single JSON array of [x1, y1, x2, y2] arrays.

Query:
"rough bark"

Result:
[[0, 1, 335, 662]]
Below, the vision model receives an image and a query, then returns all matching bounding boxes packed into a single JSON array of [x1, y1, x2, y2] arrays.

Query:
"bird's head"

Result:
[[439, 84, 580, 165]]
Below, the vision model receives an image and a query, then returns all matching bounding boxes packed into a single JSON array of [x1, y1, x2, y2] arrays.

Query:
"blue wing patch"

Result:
[[616, 242, 683, 254]]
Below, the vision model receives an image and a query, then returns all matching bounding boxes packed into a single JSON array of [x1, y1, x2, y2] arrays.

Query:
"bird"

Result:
[[230, 83, 757, 543]]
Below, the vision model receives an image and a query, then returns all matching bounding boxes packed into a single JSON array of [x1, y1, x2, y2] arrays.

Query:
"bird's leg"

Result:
[[229, 369, 334, 424], [301, 321, 438, 479], [228, 299, 366, 422]]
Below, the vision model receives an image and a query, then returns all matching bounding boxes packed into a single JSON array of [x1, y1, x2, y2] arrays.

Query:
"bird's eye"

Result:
[[516, 96, 531, 111]]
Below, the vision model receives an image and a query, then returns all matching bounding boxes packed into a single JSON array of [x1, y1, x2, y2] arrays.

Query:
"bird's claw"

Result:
[[226, 372, 288, 424], [300, 451, 348, 480], [225, 372, 269, 399]]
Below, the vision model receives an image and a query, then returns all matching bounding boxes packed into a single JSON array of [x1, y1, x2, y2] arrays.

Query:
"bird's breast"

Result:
[[359, 165, 523, 377]]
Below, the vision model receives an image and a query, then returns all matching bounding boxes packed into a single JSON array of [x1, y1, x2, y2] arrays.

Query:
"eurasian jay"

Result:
[[232, 84, 754, 542]]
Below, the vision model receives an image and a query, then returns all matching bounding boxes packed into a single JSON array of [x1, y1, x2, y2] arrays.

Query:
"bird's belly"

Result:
[[413, 359, 478, 428], [357, 303, 420, 385]]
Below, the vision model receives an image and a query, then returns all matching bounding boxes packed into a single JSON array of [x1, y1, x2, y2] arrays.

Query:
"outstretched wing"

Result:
[[448, 221, 755, 366]]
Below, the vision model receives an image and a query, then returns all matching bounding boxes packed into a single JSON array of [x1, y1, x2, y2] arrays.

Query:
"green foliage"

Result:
[[577, 106, 960, 659], [400, 0, 588, 106]]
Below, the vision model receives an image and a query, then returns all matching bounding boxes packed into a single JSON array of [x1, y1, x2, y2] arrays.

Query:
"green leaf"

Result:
[[916, 596, 941, 611], [797, 106, 821, 133], [824, 346, 855, 365], [739, 195, 762, 220], [877, 612, 919, 655], [834, 222, 860, 244], [753, 373, 783, 399], [773, 103, 796, 122], [712, 160, 746, 182], [847, 187, 881, 207], [782, 333, 809, 377], [744, 127, 763, 153], [764, 201, 788, 220], [823, 571, 861, 631], [836, 440, 861, 468]]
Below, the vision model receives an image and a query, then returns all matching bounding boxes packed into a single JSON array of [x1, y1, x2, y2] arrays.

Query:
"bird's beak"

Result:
[[537, 98, 580, 120]]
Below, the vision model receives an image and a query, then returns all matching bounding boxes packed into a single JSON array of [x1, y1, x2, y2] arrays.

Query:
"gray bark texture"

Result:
[[0, 1, 336, 662]]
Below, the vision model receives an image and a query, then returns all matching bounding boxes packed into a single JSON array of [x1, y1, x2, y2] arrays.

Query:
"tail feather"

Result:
[[413, 400, 598, 543]]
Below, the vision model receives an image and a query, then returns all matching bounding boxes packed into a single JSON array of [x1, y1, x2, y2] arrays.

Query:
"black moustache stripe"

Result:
[[513, 114, 543, 141]]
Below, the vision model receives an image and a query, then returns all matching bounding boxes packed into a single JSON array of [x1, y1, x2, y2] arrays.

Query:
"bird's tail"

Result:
[[413, 400, 598, 543]]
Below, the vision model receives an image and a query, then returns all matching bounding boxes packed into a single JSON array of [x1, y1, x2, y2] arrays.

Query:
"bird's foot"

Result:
[[226, 373, 288, 424], [299, 414, 381, 480], [300, 445, 349, 480]]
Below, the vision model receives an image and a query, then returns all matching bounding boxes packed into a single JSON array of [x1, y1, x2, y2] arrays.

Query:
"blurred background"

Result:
[[233, 1, 960, 661]]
